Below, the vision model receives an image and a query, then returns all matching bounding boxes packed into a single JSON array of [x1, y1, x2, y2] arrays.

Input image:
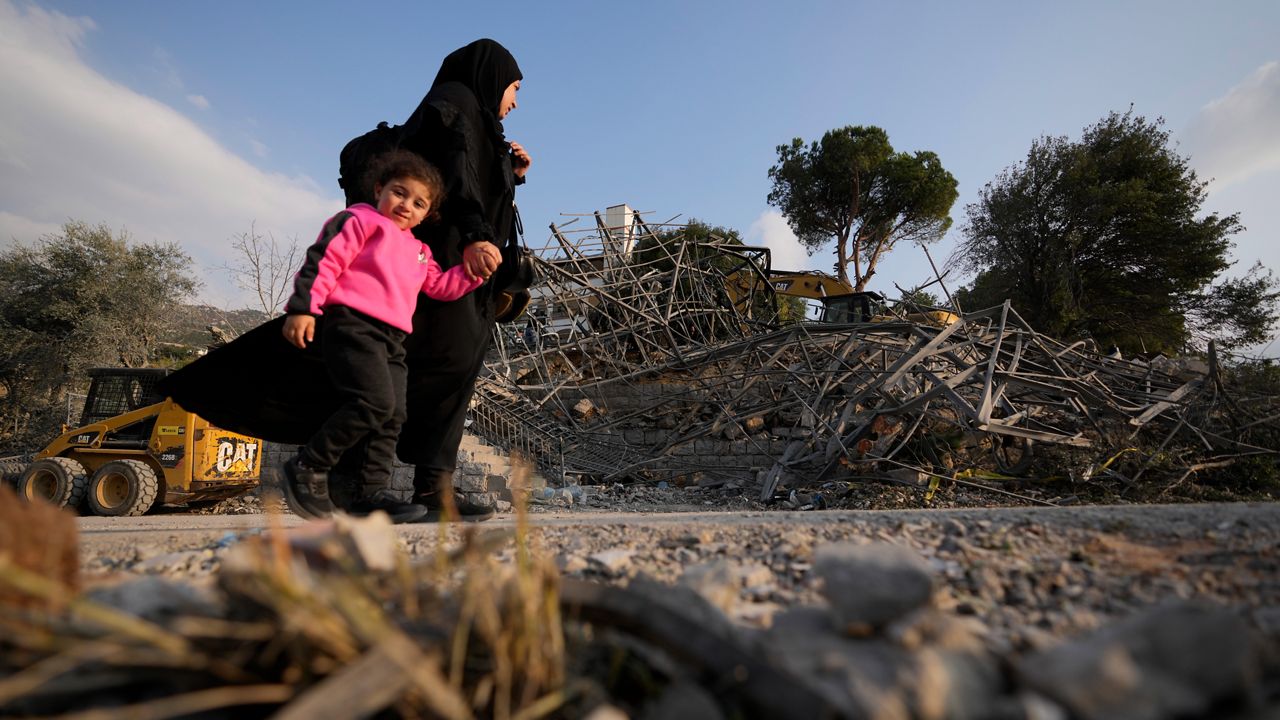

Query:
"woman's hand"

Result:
[[463, 241, 503, 281], [509, 141, 532, 179], [283, 314, 315, 349]]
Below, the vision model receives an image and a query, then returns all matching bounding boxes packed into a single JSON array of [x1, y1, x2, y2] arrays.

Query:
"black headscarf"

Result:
[[430, 39, 522, 119], [400, 38, 522, 265]]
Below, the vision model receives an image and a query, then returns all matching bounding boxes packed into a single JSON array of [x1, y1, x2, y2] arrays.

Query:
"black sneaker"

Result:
[[417, 489, 496, 522], [280, 454, 335, 519], [327, 468, 359, 511], [347, 491, 431, 524]]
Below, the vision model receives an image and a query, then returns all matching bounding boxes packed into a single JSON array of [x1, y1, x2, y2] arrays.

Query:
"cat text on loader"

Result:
[[15, 368, 262, 516]]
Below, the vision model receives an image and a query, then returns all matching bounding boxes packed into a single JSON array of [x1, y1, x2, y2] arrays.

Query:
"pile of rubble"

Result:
[[473, 209, 1278, 500]]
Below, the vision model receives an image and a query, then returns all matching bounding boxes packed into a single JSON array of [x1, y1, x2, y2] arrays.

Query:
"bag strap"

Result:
[[510, 203, 525, 250]]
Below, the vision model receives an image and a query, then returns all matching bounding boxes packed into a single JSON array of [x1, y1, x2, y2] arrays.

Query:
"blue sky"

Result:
[[2, 1, 1278, 351]]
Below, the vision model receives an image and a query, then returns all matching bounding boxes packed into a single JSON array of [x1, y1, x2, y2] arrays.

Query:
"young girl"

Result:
[[277, 149, 483, 522]]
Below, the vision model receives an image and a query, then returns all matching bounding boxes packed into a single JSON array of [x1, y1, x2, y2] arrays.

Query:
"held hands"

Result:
[[283, 314, 315, 349], [509, 141, 532, 179], [463, 241, 503, 281]]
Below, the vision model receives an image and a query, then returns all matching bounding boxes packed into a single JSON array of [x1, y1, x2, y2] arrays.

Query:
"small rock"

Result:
[[1018, 601, 1259, 720], [814, 542, 935, 633], [733, 601, 784, 629], [588, 549, 635, 575], [83, 576, 223, 623], [914, 646, 1004, 720], [640, 681, 725, 720], [738, 562, 774, 588], [222, 513, 400, 575], [573, 398, 597, 420], [679, 561, 740, 615], [659, 534, 702, 549], [885, 468, 929, 486], [583, 704, 629, 720], [335, 512, 399, 572], [134, 551, 198, 574], [886, 608, 988, 653], [558, 553, 589, 574], [1019, 692, 1071, 720], [763, 607, 918, 716]]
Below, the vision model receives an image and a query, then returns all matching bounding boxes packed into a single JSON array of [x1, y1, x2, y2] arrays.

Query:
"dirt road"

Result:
[[77, 501, 1280, 650]]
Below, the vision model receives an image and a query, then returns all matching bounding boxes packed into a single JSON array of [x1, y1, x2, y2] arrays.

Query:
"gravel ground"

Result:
[[480, 498, 1280, 656], [77, 482, 1280, 660]]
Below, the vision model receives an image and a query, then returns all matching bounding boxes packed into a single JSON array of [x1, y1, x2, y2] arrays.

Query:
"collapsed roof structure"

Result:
[[471, 207, 1277, 500]]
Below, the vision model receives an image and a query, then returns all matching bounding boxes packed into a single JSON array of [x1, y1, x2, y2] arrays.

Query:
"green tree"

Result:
[[625, 219, 785, 336], [631, 218, 746, 273], [1187, 262, 1280, 352], [957, 110, 1277, 355], [767, 126, 959, 291], [894, 288, 941, 310], [632, 219, 809, 327], [0, 221, 199, 452]]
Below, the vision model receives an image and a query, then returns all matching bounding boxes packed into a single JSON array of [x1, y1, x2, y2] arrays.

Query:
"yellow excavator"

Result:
[[11, 368, 262, 516], [735, 269, 960, 326]]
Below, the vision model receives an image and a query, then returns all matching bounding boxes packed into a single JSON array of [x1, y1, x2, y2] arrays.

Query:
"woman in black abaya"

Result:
[[392, 38, 529, 514], [160, 39, 530, 518]]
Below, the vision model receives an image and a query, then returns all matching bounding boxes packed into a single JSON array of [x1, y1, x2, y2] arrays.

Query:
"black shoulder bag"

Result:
[[492, 204, 536, 323]]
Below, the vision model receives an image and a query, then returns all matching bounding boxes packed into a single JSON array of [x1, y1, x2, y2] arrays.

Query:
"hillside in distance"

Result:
[[162, 305, 271, 348]]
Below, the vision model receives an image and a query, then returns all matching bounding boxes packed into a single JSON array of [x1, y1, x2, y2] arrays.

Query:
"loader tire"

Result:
[[87, 460, 159, 517], [17, 457, 89, 509], [1, 460, 27, 488]]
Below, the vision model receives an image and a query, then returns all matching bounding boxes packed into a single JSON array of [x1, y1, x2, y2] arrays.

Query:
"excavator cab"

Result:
[[816, 292, 886, 324], [732, 268, 961, 328], [15, 368, 263, 516]]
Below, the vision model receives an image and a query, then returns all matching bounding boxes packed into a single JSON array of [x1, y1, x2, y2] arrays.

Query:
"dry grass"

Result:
[[0, 456, 570, 719], [0, 484, 78, 610]]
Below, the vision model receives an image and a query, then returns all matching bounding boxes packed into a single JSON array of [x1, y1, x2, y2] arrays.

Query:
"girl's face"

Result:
[[498, 80, 520, 119], [374, 177, 432, 230]]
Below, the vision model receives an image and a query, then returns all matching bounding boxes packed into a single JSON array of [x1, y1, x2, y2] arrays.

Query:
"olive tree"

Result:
[[767, 126, 958, 291], [0, 221, 199, 452]]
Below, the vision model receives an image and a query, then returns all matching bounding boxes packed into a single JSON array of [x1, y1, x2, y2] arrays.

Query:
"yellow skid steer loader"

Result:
[[13, 368, 262, 516]]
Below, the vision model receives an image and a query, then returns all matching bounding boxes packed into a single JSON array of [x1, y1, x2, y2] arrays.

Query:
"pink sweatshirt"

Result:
[[284, 204, 482, 332]]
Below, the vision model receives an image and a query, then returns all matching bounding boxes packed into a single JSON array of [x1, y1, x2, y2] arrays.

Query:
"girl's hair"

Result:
[[368, 149, 446, 210]]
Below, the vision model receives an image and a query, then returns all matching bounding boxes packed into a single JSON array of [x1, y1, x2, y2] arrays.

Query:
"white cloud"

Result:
[[0, 210, 61, 244], [186, 93, 209, 109], [1182, 61, 1280, 358], [0, 0, 94, 56], [745, 210, 824, 272], [149, 46, 184, 89], [1184, 61, 1280, 189], [0, 0, 340, 307]]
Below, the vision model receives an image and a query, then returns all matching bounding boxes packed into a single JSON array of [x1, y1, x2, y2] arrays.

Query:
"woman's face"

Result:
[[498, 80, 520, 119]]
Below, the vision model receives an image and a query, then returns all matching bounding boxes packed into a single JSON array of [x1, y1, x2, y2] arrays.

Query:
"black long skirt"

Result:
[[159, 288, 495, 481]]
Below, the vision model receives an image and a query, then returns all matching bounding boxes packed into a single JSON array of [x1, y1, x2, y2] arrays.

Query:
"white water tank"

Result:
[[603, 203, 636, 257]]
